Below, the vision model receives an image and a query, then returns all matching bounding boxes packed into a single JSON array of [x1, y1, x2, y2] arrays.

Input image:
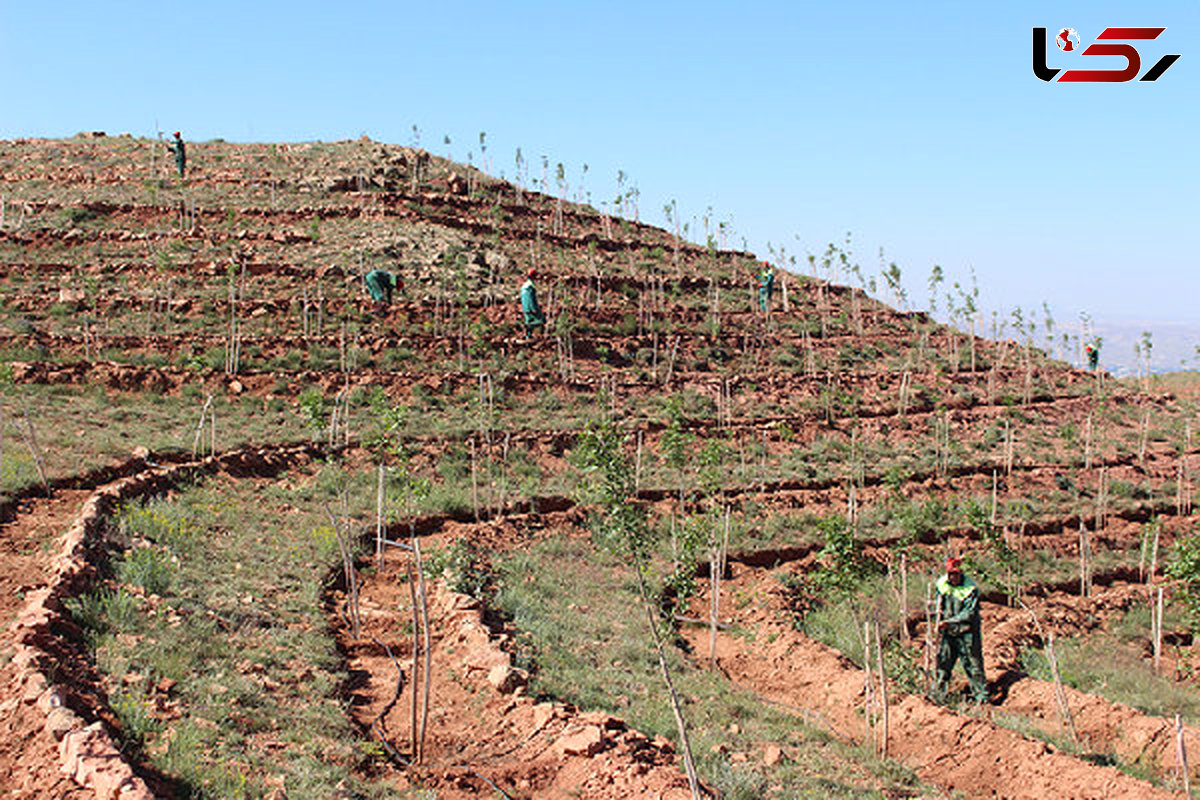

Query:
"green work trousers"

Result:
[[935, 629, 987, 703]]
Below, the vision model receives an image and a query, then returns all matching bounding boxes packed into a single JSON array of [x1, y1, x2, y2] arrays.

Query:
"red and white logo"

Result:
[[1056, 28, 1081, 51], [1034, 27, 1180, 82]]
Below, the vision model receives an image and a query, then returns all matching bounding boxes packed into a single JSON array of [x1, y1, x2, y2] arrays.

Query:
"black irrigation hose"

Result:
[[370, 637, 406, 731], [368, 637, 514, 798]]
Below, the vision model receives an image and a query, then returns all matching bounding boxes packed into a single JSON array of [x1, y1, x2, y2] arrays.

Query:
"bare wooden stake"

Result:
[[1178, 713, 1193, 799], [1139, 523, 1151, 583], [990, 470, 998, 527], [192, 394, 214, 458], [340, 320, 347, 373], [470, 438, 479, 522], [875, 619, 889, 759], [1045, 630, 1078, 746], [376, 464, 386, 571], [662, 335, 680, 385], [634, 430, 643, 493], [1004, 420, 1015, 476], [405, 557, 421, 761], [325, 505, 360, 638], [1151, 522, 1162, 586], [1139, 407, 1151, 464], [1095, 466, 1108, 530], [1155, 586, 1165, 674], [1078, 518, 1091, 598], [1084, 412, 1093, 469], [863, 621, 876, 751], [18, 402, 49, 495], [302, 287, 310, 338], [924, 577, 937, 694], [414, 536, 432, 764]]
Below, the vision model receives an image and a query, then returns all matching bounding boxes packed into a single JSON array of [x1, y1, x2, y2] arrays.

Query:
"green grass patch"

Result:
[[493, 534, 930, 798], [69, 467, 398, 799], [1021, 628, 1200, 724]]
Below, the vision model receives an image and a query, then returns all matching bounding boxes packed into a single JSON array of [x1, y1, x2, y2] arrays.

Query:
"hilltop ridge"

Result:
[[1, 135, 1198, 799]]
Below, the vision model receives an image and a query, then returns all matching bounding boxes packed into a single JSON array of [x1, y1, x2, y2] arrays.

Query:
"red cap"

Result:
[[174, 131, 181, 138], [527, 268, 536, 278], [946, 557, 963, 573]]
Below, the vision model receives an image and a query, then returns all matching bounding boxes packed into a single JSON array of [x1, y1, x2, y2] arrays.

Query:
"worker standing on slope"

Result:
[[933, 556, 989, 705], [364, 268, 400, 307], [166, 132, 186, 178], [756, 261, 775, 312], [1085, 341, 1100, 371], [519, 268, 546, 337]]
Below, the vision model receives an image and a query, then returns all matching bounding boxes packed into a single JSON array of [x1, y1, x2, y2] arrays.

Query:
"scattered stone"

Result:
[[555, 724, 604, 758], [45, 706, 82, 740], [23, 673, 49, 704], [487, 664, 528, 694], [532, 702, 556, 731], [579, 710, 619, 729], [763, 744, 785, 767]]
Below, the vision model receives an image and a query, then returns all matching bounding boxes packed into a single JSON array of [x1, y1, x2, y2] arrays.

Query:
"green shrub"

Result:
[[121, 503, 195, 553], [111, 690, 159, 755], [426, 538, 490, 599], [61, 206, 99, 226], [118, 547, 173, 595], [297, 388, 329, 434], [65, 588, 140, 638], [1168, 530, 1200, 633]]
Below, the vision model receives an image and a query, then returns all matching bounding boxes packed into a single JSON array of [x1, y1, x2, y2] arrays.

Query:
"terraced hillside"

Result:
[[1, 134, 1198, 799]]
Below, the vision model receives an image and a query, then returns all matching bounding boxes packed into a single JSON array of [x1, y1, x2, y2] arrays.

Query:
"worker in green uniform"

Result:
[[519, 268, 546, 336], [757, 261, 775, 312], [364, 269, 399, 305], [933, 556, 989, 705], [166, 131, 186, 178], [1085, 341, 1100, 371]]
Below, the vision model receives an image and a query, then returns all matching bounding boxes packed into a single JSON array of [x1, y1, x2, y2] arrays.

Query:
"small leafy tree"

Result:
[[297, 388, 329, 440], [1167, 529, 1200, 633], [574, 418, 702, 799], [660, 394, 694, 568], [927, 265, 944, 314], [962, 497, 1023, 604], [814, 514, 871, 594]]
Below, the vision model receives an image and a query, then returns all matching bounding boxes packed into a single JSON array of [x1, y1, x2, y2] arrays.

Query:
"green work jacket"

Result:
[[520, 279, 544, 326], [936, 573, 980, 635], [168, 137, 186, 173]]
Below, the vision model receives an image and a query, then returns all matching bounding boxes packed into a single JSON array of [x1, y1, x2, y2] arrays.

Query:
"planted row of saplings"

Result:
[[766, 520, 1200, 788]]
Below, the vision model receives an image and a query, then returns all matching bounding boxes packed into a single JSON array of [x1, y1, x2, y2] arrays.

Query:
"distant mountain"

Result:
[[1092, 320, 1200, 377]]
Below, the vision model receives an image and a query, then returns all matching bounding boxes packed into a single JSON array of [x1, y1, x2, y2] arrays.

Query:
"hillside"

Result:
[[1, 134, 1198, 799]]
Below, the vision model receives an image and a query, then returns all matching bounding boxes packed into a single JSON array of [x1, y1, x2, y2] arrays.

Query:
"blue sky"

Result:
[[2, 1, 1196, 363]]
